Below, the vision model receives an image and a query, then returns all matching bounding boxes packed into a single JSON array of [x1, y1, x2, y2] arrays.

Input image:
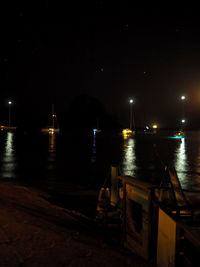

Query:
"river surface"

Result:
[[0, 130, 200, 193]]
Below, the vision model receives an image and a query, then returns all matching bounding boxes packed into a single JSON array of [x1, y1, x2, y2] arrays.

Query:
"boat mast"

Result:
[[52, 104, 55, 128], [129, 99, 135, 131]]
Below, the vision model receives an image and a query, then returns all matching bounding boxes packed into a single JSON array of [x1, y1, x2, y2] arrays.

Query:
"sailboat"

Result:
[[122, 99, 135, 138], [173, 96, 186, 138], [41, 104, 60, 135], [173, 129, 185, 138], [93, 119, 102, 134]]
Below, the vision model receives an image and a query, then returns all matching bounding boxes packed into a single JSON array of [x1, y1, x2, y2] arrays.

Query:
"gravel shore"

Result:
[[0, 183, 155, 266]]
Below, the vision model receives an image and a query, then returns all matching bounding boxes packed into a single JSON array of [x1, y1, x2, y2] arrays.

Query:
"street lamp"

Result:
[[180, 95, 186, 113], [180, 95, 186, 130], [129, 98, 135, 131], [8, 101, 12, 127]]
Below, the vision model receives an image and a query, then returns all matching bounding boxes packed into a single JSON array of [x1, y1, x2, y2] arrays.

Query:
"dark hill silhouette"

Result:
[[60, 94, 122, 133]]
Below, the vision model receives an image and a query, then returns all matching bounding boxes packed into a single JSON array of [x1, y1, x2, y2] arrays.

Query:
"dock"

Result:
[[96, 166, 200, 266]]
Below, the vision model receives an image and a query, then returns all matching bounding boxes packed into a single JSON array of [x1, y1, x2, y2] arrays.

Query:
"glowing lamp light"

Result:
[[181, 119, 186, 123], [8, 101, 12, 105], [122, 128, 133, 137], [129, 99, 133, 103], [152, 124, 158, 129], [181, 95, 186, 100], [49, 128, 55, 135]]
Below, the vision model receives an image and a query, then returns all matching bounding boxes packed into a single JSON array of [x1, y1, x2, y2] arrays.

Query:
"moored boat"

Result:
[[122, 98, 136, 138], [41, 104, 60, 135], [174, 130, 184, 138], [122, 128, 135, 138]]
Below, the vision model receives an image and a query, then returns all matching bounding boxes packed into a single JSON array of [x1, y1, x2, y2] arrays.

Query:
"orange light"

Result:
[[49, 128, 55, 135], [122, 128, 133, 137]]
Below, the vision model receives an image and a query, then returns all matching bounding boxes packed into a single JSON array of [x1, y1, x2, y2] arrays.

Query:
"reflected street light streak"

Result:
[[122, 137, 137, 177], [47, 134, 56, 172], [91, 133, 96, 163], [48, 134, 56, 154], [0, 132, 16, 178], [174, 138, 188, 188]]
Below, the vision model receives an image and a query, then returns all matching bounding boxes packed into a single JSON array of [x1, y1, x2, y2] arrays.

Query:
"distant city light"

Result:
[[8, 101, 12, 105], [181, 95, 186, 100]]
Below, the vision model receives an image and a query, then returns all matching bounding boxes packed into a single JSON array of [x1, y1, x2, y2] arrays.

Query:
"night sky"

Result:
[[0, 3, 200, 129]]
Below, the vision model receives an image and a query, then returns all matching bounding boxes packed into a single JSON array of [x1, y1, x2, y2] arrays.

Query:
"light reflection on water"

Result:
[[47, 134, 56, 171], [0, 132, 16, 178], [172, 133, 200, 191], [48, 134, 56, 155], [121, 137, 137, 177], [120, 132, 200, 191], [0, 131, 200, 191], [91, 133, 96, 163], [174, 138, 188, 188]]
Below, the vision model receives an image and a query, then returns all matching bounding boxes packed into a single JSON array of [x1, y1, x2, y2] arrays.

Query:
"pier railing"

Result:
[[108, 166, 200, 266]]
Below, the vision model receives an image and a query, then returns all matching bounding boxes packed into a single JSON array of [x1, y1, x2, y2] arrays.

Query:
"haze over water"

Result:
[[0, 130, 200, 193]]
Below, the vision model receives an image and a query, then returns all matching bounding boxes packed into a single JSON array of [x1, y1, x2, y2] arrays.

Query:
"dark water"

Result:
[[0, 130, 200, 193]]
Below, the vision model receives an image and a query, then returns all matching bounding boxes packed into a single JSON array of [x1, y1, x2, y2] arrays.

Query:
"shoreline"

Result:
[[0, 182, 155, 266]]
